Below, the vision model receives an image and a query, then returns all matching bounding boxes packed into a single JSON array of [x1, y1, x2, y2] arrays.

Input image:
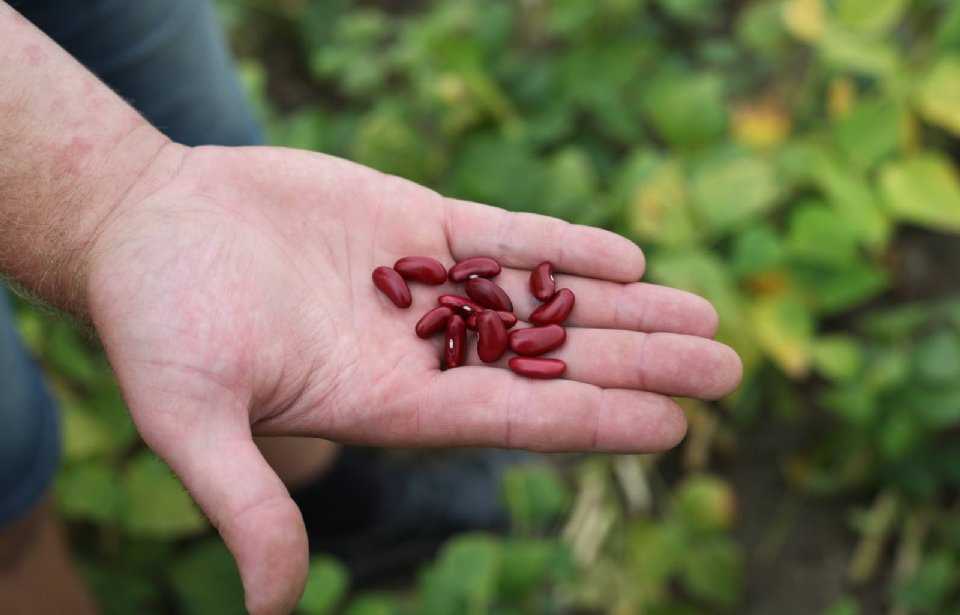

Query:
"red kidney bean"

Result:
[[394, 256, 447, 285], [477, 311, 508, 363], [529, 261, 556, 301], [466, 310, 517, 331], [529, 288, 575, 325], [444, 314, 467, 368], [508, 357, 566, 379], [509, 324, 566, 356], [416, 306, 453, 339], [448, 256, 501, 282], [372, 266, 412, 308], [465, 278, 513, 312], [497, 311, 518, 329], [438, 294, 483, 316]]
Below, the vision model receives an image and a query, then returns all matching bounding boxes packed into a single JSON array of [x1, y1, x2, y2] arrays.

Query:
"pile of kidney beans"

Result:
[[372, 256, 574, 379]]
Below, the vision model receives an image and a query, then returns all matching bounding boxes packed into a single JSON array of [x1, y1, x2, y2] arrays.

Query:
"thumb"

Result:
[[126, 382, 309, 615]]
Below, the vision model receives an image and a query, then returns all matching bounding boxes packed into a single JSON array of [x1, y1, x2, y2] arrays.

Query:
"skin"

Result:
[[0, 4, 742, 614]]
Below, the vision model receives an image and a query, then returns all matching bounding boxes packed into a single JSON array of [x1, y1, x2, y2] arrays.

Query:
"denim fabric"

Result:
[[1, 0, 264, 526]]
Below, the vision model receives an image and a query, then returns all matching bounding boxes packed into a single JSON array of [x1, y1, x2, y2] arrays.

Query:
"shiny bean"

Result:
[[508, 324, 566, 356], [438, 294, 483, 316], [466, 310, 517, 331], [394, 256, 447, 285], [529, 288, 575, 325], [372, 266, 412, 308], [444, 314, 467, 368], [448, 256, 501, 282], [465, 278, 513, 312], [415, 306, 453, 339], [508, 357, 566, 379], [529, 261, 556, 301], [477, 311, 508, 363]]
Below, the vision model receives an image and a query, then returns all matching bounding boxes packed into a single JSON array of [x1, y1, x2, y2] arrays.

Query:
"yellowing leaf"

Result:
[[828, 77, 857, 119], [732, 101, 792, 149], [879, 154, 960, 232], [783, 0, 825, 42], [750, 294, 814, 377], [624, 155, 699, 247], [915, 56, 960, 137]]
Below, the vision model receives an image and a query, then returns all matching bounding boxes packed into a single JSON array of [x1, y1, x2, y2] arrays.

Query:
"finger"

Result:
[[494, 268, 719, 337], [393, 369, 687, 452], [444, 198, 645, 282], [464, 328, 742, 399], [122, 381, 308, 615]]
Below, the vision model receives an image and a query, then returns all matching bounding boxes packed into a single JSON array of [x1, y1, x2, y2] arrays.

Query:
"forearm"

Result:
[[0, 2, 173, 313]]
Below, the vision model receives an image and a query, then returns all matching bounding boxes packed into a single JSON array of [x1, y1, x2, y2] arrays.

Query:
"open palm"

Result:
[[86, 144, 741, 614]]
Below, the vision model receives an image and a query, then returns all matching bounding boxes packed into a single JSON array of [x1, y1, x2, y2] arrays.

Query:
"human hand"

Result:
[[85, 144, 742, 613]]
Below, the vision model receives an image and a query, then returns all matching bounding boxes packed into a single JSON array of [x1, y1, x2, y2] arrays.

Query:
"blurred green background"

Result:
[[16, 0, 960, 612]]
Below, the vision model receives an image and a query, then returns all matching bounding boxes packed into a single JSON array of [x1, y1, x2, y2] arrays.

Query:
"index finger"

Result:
[[443, 198, 645, 282]]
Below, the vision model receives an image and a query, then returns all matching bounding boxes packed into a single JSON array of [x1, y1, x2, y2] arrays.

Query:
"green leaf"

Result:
[[344, 594, 400, 615], [679, 536, 743, 607], [914, 331, 960, 384], [817, 26, 900, 77], [915, 56, 960, 137], [641, 69, 727, 148], [790, 260, 888, 314], [419, 534, 501, 615], [880, 154, 960, 233], [811, 335, 863, 382], [736, 1, 791, 58], [299, 557, 350, 615], [824, 596, 860, 615], [689, 151, 781, 235], [657, 0, 721, 26], [170, 540, 245, 615], [836, 0, 906, 35], [730, 224, 785, 277], [895, 551, 957, 611], [541, 147, 603, 224], [497, 539, 571, 601], [55, 462, 123, 524], [812, 155, 891, 248], [834, 98, 904, 170], [749, 293, 815, 377], [448, 133, 546, 211], [786, 201, 860, 266], [122, 452, 206, 537], [501, 464, 570, 533]]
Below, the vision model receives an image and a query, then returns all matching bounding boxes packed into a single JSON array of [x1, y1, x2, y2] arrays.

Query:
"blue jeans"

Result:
[[0, 0, 263, 527]]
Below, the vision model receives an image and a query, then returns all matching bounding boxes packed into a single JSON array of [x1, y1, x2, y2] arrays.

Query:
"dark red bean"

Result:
[[444, 314, 467, 368], [497, 311, 518, 329], [509, 324, 566, 356], [416, 306, 453, 339], [529, 288, 575, 325], [438, 294, 483, 316], [477, 311, 508, 363], [394, 256, 447, 285], [466, 310, 517, 331], [530, 261, 556, 301], [372, 266, 412, 308], [448, 256, 501, 282], [508, 357, 566, 379], [465, 278, 513, 312]]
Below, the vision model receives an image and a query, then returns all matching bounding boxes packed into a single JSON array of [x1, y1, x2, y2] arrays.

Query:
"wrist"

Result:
[[75, 126, 190, 318]]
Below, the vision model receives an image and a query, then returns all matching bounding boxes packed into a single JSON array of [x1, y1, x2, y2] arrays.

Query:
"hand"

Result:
[[85, 144, 742, 614]]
